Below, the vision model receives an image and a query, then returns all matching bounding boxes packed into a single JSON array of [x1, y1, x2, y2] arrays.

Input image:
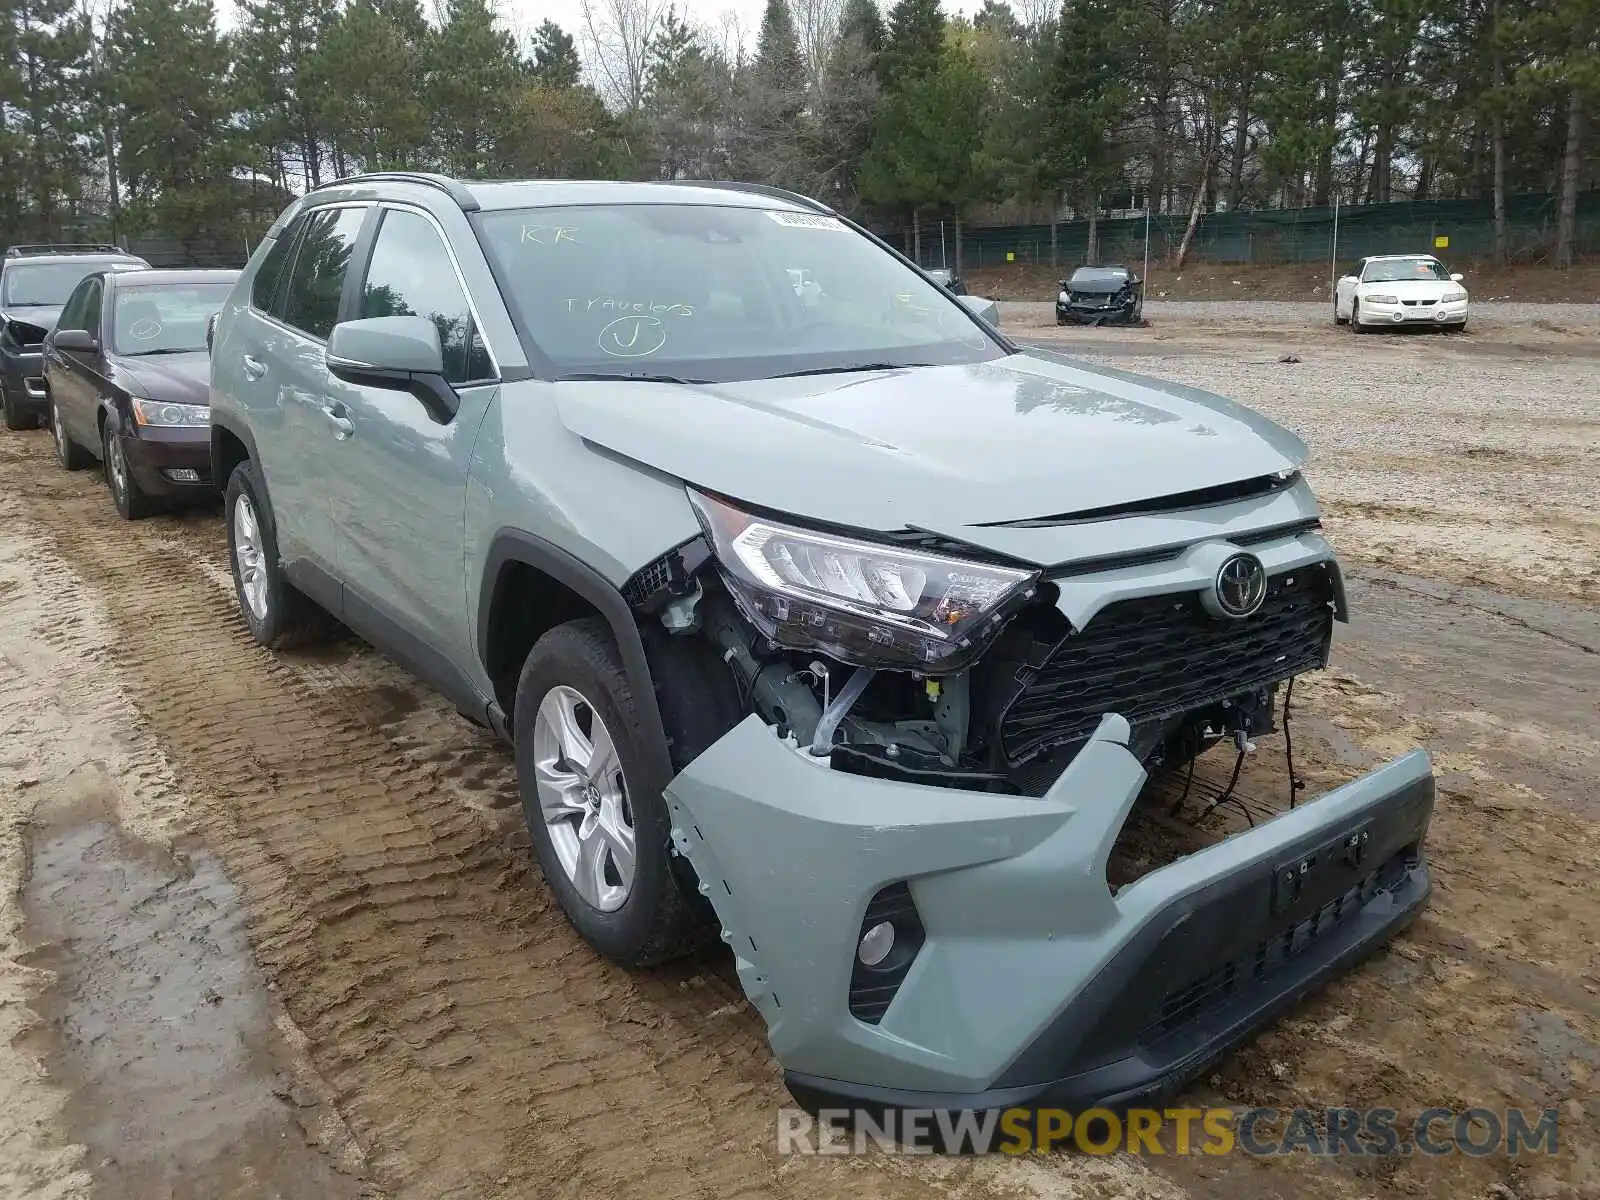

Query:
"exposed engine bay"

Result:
[[625, 502, 1336, 804]]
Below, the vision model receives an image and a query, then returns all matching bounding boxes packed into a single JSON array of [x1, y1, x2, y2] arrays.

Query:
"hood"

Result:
[[552, 350, 1307, 534], [1358, 277, 1459, 298], [2, 304, 63, 343], [1063, 277, 1134, 295], [112, 351, 210, 406]]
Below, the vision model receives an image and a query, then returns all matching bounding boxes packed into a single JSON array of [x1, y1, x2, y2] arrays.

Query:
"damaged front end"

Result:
[[624, 482, 1434, 1123], [1055, 271, 1144, 326]]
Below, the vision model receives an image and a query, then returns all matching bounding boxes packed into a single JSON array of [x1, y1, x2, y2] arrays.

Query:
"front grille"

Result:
[[997, 566, 1333, 766]]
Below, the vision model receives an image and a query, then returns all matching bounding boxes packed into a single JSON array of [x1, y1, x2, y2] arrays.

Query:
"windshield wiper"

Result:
[[769, 362, 934, 379], [560, 370, 714, 385]]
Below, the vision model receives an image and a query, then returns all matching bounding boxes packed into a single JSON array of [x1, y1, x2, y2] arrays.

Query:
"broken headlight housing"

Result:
[[688, 488, 1040, 673]]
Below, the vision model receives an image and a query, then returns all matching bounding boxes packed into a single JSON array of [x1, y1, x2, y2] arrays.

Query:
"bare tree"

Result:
[[701, 7, 750, 67], [790, 0, 845, 92], [1009, 0, 1054, 34], [580, 0, 675, 111]]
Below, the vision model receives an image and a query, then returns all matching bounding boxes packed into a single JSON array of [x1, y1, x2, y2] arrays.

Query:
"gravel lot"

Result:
[[0, 304, 1595, 1200], [1001, 298, 1600, 333]]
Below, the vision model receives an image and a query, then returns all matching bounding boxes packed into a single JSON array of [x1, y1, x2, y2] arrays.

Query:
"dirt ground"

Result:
[[1, 304, 1596, 1200], [967, 260, 1600, 304]]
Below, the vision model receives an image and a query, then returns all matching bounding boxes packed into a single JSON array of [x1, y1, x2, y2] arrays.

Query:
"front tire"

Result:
[[513, 618, 711, 967], [50, 394, 91, 470], [103, 418, 158, 519], [223, 458, 333, 649], [1, 382, 37, 430]]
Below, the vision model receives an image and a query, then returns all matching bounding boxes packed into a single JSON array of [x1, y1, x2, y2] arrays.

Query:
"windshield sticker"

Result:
[[520, 225, 582, 246], [598, 314, 668, 358], [564, 297, 695, 317], [765, 211, 846, 231]]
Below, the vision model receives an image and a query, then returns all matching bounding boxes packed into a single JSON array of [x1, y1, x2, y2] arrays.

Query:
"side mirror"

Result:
[[957, 293, 1000, 327], [326, 315, 456, 423], [1450, 272, 1464, 282], [52, 328, 97, 353]]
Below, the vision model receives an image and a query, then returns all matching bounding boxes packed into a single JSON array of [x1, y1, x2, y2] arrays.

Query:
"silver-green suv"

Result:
[[209, 172, 1434, 1131]]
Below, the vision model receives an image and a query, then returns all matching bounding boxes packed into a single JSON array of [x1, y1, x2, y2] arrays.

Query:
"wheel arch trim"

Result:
[[478, 528, 676, 792]]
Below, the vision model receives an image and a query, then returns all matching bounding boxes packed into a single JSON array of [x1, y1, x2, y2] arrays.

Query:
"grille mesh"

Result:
[[998, 566, 1334, 766]]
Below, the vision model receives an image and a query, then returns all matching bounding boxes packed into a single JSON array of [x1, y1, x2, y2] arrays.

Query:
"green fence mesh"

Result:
[[880, 191, 1600, 271]]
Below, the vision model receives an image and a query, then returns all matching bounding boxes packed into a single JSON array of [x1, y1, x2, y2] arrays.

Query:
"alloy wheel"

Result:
[[531, 684, 636, 912], [232, 491, 270, 622]]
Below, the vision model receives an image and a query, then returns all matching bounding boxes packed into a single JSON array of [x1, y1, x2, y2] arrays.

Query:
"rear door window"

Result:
[[279, 206, 367, 341]]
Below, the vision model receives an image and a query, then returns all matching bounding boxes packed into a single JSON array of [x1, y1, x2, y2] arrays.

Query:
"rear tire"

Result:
[[223, 458, 334, 649], [1333, 301, 1348, 325], [513, 618, 713, 967], [50, 394, 91, 470]]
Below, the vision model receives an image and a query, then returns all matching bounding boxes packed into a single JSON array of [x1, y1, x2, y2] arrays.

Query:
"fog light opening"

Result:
[[858, 921, 895, 967], [164, 468, 201, 483]]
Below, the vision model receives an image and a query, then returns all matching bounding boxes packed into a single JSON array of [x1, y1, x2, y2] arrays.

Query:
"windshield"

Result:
[[3, 260, 139, 306], [1362, 258, 1450, 283], [112, 282, 234, 355], [1069, 267, 1129, 284], [472, 203, 1004, 381]]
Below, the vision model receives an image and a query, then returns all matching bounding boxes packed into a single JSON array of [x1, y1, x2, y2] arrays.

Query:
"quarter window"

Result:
[[358, 208, 493, 383], [279, 206, 367, 341]]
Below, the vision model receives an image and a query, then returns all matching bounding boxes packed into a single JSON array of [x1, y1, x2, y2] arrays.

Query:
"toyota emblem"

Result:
[[1214, 552, 1268, 617]]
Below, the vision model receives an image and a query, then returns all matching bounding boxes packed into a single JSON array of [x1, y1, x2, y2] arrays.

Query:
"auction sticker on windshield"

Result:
[[765, 211, 847, 231]]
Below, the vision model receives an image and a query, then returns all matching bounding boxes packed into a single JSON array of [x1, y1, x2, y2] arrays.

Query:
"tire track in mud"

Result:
[[1, 437, 1178, 1200]]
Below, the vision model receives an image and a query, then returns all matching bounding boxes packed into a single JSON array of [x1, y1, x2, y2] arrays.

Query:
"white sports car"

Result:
[[1334, 254, 1469, 332]]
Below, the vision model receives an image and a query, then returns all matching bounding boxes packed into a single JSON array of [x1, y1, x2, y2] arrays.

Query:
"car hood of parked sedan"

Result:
[[552, 349, 1308, 534], [1, 304, 64, 341], [112, 350, 210, 406]]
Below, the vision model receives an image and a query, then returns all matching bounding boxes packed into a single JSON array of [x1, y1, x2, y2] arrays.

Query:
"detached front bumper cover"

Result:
[[664, 710, 1433, 1117]]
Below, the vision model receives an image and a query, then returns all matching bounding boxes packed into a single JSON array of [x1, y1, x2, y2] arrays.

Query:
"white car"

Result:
[[1334, 254, 1469, 332]]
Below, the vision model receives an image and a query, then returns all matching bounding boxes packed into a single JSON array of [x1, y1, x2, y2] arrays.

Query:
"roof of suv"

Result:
[[303, 172, 832, 216]]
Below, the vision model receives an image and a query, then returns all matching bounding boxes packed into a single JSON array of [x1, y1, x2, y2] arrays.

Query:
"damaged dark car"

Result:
[[1056, 263, 1144, 326]]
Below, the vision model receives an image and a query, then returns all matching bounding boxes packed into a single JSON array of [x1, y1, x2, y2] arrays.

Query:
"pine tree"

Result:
[[530, 18, 582, 89], [104, 0, 238, 244]]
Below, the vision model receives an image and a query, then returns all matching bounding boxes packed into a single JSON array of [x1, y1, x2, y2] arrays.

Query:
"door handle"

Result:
[[241, 354, 266, 381], [321, 404, 354, 439]]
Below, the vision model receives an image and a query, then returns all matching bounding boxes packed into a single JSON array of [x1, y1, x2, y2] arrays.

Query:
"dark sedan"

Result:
[[1, 244, 150, 428], [43, 268, 239, 519], [1055, 264, 1144, 325]]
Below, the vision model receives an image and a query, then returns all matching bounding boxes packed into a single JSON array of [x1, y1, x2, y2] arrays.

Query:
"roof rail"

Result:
[[653, 179, 835, 215], [4, 242, 128, 257], [309, 171, 479, 212]]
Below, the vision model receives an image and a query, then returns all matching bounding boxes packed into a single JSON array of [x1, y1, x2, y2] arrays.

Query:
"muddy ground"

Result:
[[1, 305, 1596, 1200]]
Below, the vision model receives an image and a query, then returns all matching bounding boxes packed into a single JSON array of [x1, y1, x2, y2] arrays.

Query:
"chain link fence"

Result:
[[881, 191, 1600, 271]]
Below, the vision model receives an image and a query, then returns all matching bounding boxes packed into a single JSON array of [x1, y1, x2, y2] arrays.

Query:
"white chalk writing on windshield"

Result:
[[598, 315, 668, 357], [564, 298, 695, 317]]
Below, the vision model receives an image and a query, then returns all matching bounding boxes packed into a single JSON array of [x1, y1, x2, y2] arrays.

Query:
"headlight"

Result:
[[1057, 290, 1069, 303], [688, 489, 1040, 673], [1442, 290, 1467, 302], [1363, 293, 1399, 305], [130, 397, 208, 427]]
